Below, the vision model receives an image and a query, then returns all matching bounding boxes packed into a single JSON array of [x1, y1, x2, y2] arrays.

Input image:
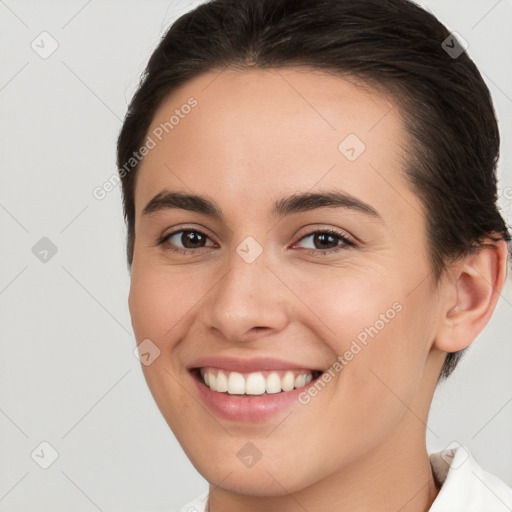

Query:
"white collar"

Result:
[[429, 444, 512, 511]]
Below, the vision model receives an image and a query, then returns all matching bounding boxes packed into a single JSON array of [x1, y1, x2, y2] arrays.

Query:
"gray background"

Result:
[[0, 0, 511, 510]]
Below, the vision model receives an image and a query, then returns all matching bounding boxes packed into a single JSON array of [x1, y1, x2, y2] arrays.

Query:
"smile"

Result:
[[188, 356, 327, 422], [199, 368, 322, 395]]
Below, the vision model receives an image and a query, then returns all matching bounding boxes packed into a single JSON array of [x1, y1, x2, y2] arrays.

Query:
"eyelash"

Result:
[[157, 227, 356, 256]]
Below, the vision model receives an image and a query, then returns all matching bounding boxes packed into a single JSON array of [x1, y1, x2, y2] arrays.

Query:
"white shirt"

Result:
[[177, 446, 512, 511]]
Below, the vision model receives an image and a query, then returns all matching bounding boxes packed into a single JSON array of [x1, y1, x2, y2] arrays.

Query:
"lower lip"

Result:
[[191, 371, 316, 423]]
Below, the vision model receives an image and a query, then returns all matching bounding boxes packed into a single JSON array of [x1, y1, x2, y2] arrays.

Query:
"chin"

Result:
[[203, 463, 310, 497], [185, 440, 325, 497]]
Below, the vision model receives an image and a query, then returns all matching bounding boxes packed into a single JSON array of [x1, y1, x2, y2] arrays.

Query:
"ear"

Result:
[[433, 238, 509, 353]]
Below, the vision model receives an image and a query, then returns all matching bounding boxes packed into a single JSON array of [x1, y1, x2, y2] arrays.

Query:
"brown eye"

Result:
[[160, 229, 215, 253], [178, 230, 207, 249], [295, 229, 355, 254]]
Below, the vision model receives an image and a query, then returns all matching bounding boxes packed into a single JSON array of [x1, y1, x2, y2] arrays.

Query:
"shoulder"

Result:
[[174, 492, 208, 512], [429, 444, 512, 512]]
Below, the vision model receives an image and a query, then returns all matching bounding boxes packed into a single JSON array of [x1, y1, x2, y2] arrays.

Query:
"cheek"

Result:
[[290, 267, 433, 415], [128, 266, 203, 346], [289, 265, 406, 354], [127, 266, 208, 440]]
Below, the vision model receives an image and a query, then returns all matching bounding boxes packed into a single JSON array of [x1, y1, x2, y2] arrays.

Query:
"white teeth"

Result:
[[266, 372, 282, 394], [202, 369, 318, 395], [208, 372, 217, 391], [245, 372, 267, 395], [294, 374, 306, 388], [281, 371, 295, 391], [216, 371, 228, 392], [227, 372, 245, 394]]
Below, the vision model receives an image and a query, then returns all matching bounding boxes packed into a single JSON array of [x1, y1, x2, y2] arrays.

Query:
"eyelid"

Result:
[[155, 224, 217, 254], [290, 228, 356, 255], [159, 223, 214, 240], [293, 225, 356, 245], [157, 224, 357, 254]]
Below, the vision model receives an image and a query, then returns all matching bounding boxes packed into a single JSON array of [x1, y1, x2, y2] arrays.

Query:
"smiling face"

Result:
[[128, 68, 447, 497]]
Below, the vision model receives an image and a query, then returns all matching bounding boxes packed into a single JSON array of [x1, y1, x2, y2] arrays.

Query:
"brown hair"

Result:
[[116, 0, 511, 379]]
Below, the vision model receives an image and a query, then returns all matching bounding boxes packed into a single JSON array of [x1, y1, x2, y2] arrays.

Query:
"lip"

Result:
[[187, 356, 322, 373], [187, 356, 324, 423], [191, 370, 318, 423]]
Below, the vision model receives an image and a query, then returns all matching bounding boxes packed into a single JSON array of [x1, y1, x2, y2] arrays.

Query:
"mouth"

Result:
[[187, 356, 328, 422], [194, 367, 323, 396]]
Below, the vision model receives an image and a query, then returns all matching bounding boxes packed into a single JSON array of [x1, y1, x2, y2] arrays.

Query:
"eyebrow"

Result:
[[142, 189, 382, 222]]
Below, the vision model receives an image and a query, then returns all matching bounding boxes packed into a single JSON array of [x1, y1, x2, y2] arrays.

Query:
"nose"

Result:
[[200, 245, 290, 344]]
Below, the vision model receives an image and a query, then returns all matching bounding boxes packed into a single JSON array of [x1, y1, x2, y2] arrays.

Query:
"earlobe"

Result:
[[434, 239, 509, 354]]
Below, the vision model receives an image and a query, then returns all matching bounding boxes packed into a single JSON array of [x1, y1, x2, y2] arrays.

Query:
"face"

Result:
[[128, 68, 445, 495]]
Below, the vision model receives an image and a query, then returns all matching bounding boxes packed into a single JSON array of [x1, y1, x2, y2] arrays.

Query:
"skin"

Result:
[[128, 68, 508, 512]]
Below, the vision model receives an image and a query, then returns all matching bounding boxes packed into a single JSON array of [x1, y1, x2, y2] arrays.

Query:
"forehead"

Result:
[[135, 67, 421, 225]]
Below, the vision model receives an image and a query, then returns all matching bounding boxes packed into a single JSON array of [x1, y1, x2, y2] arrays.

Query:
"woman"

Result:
[[117, 0, 512, 510]]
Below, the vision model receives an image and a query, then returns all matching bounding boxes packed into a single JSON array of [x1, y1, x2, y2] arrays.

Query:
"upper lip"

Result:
[[187, 356, 323, 373]]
